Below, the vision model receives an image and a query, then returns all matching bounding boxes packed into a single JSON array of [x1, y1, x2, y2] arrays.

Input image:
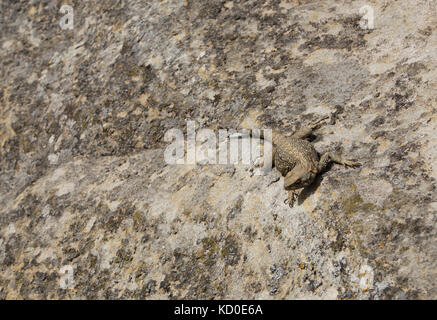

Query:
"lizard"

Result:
[[244, 116, 360, 207]]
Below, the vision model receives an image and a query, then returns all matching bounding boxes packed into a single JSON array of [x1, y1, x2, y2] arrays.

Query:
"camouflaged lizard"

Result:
[[248, 116, 360, 207]]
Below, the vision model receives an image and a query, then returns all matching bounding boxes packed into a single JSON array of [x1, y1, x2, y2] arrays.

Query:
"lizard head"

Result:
[[284, 169, 316, 190]]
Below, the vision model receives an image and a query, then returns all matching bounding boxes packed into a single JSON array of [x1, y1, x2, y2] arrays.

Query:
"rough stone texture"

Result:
[[0, 0, 436, 299]]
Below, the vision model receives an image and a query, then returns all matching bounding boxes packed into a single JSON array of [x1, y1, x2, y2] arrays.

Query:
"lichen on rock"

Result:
[[0, 0, 436, 299]]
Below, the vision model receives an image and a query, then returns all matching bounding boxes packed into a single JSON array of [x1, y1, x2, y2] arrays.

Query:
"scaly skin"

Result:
[[256, 117, 360, 207]]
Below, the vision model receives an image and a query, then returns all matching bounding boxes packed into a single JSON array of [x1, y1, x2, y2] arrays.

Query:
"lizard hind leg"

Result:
[[309, 115, 329, 130], [291, 116, 329, 140], [318, 152, 361, 173]]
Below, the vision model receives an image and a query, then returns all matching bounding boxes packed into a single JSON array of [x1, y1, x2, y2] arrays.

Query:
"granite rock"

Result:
[[0, 0, 436, 299]]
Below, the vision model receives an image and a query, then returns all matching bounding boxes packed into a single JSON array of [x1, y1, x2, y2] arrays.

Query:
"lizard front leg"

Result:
[[284, 190, 299, 208], [283, 168, 305, 207]]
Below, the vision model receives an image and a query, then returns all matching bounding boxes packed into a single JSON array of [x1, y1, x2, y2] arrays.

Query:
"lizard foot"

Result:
[[318, 153, 362, 172], [341, 159, 361, 167], [284, 190, 297, 208], [309, 115, 329, 130], [284, 197, 294, 208]]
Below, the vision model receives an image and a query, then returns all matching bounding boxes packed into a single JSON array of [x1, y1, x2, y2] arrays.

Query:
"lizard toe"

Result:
[[284, 196, 295, 207], [347, 160, 361, 167]]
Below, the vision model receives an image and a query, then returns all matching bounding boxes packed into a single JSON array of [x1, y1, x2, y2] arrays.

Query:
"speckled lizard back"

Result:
[[271, 131, 319, 176]]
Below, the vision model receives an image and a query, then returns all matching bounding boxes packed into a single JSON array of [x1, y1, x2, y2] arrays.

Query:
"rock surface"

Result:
[[0, 0, 436, 299]]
